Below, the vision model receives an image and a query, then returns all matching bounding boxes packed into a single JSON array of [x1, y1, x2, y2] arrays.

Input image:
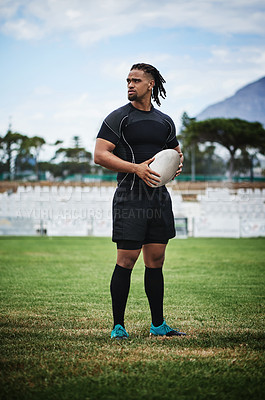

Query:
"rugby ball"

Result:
[[149, 149, 180, 187]]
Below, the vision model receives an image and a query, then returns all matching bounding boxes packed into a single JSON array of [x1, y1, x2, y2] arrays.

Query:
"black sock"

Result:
[[144, 266, 164, 327], [110, 264, 132, 328]]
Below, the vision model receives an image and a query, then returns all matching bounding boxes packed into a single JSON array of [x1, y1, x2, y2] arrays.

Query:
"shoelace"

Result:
[[163, 322, 183, 334], [163, 323, 175, 334], [115, 326, 127, 336]]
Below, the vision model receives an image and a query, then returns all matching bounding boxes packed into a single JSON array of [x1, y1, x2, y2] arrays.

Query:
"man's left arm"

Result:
[[173, 145, 184, 177], [164, 116, 184, 177]]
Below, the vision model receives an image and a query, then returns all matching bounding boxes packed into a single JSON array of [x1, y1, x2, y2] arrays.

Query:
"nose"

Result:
[[128, 81, 134, 88]]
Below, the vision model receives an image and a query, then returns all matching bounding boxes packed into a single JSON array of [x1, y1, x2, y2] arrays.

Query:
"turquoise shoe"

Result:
[[111, 324, 129, 339], [150, 320, 186, 337]]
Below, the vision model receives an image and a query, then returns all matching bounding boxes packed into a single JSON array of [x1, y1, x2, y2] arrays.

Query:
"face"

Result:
[[127, 69, 154, 103]]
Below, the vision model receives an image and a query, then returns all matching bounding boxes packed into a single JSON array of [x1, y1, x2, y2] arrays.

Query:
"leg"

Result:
[[143, 243, 186, 337], [117, 248, 141, 270], [110, 246, 141, 331], [143, 243, 166, 327], [142, 243, 166, 269]]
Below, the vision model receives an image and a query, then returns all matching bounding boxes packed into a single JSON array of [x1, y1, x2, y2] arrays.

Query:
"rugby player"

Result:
[[94, 63, 186, 339]]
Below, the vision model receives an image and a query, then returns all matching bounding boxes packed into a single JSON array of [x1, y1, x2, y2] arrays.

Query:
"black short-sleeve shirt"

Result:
[[97, 102, 179, 188]]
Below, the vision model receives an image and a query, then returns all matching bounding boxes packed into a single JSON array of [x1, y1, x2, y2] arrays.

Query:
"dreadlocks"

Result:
[[130, 63, 166, 107]]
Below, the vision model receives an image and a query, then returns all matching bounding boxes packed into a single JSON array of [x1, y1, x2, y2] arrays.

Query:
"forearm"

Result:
[[94, 150, 137, 174], [174, 144, 183, 155], [94, 147, 160, 186], [94, 139, 164, 186], [174, 145, 184, 164]]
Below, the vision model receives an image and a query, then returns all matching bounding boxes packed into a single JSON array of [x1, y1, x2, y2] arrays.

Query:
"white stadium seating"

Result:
[[0, 184, 264, 237]]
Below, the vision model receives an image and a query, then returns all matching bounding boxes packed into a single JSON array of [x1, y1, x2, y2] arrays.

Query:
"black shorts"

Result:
[[112, 182, 176, 246], [116, 239, 169, 250]]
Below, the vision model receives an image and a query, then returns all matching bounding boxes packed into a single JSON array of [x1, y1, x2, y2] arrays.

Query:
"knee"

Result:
[[143, 243, 166, 269], [117, 252, 139, 269], [118, 257, 136, 269], [147, 254, 165, 269]]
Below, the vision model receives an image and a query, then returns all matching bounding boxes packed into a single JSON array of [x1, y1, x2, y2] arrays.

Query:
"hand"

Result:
[[174, 162, 183, 178], [172, 152, 184, 180], [178, 152, 184, 165], [134, 157, 161, 187]]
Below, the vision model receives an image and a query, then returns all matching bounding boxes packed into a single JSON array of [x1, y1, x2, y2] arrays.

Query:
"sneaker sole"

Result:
[[149, 333, 175, 340], [149, 333, 186, 339], [111, 336, 128, 340]]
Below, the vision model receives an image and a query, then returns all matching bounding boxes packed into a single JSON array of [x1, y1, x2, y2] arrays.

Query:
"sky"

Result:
[[0, 0, 265, 161]]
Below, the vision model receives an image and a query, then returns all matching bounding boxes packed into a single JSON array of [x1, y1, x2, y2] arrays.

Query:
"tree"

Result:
[[52, 136, 93, 178], [20, 136, 46, 179], [73, 136, 81, 148], [181, 117, 265, 179], [53, 135, 91, 163], [0, 129, 26, 179], [179, 144, 226, 176], [179, 112, 196, 180], [54, 147, 92, 163]]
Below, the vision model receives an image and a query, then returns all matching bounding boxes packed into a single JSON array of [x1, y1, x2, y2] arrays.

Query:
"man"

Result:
[[94, 63, 186, 339]]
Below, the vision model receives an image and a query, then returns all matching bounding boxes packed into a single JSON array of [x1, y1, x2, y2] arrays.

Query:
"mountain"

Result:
[[196, 76, 265, 126]]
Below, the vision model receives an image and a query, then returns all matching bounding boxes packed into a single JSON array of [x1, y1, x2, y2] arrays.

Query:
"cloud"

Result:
[[2, 40, 263, 153], [0, 87, 116, 160], [1, 1, 264, 160], [34, 86, 53, 96], [1, 0, 265, 43], [2, 18, 44, 39], [53, 93, 102, 121], [123, 42, 265, 126]]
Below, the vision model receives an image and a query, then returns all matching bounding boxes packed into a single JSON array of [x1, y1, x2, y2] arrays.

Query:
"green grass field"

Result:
[[0, 236, 264, 400]]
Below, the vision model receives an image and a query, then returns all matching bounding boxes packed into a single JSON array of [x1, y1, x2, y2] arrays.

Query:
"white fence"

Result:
[[0, 185, 265, 237]]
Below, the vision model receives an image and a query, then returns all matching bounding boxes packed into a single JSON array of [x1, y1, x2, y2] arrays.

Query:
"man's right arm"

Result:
[[94, 138, 160, 187]]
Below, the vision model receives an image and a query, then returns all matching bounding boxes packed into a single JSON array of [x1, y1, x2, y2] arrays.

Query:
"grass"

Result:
[[0, 236, 264, 400]]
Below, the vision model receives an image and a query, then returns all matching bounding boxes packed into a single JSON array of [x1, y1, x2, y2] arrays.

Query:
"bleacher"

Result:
[[0, 182, 264, 237]]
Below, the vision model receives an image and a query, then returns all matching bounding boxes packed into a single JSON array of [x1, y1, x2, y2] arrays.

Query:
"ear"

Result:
[[148, 79, 155, 90]]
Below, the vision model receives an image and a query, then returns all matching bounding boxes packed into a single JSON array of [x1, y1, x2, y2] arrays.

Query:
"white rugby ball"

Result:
[[149, 149, 180, 187]]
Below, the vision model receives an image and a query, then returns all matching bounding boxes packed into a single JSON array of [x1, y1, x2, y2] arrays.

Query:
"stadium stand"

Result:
[[0, 182, 264, 237]]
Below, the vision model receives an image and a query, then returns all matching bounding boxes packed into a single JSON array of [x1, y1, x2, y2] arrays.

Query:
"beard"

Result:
[[128, 92, 137, 101]]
